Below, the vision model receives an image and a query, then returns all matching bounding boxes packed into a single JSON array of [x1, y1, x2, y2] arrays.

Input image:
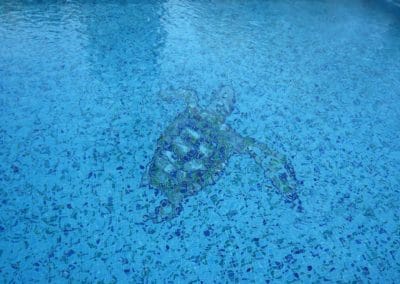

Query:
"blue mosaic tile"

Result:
[[0, 0, 400, 282]]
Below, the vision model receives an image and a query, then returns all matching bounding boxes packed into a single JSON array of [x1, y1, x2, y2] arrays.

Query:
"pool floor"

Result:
[[0, 0, 400, 282]]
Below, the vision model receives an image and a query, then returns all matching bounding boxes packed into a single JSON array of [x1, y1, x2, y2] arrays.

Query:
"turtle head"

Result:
[[209, 85, 236, 118]]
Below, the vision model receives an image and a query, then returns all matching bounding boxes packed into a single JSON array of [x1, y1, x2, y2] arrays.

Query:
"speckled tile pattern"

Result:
[[0, 0, 400, 282]]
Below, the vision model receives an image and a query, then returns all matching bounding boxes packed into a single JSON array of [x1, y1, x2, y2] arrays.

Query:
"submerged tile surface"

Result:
[[0, 0, 400, 282]]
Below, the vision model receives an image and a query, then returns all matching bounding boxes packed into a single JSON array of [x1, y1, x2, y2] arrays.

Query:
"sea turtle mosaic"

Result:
[[141, 86, 300, 223]]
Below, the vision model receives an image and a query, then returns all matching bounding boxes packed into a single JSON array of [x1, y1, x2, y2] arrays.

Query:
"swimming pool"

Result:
[[1, 0, 399, 282]]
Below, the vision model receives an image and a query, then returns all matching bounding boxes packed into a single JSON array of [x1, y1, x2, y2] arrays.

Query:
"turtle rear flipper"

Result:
[[144, 199, 183, 223]]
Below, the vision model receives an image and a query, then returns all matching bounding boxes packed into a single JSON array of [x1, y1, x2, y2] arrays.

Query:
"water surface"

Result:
[[0, 0, 399, 282]]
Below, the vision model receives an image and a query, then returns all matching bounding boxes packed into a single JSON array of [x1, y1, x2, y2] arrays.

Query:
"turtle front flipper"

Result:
[[158, 87, 199, 108], [144, 197, 183, 223], [232, 134, 301, 208]]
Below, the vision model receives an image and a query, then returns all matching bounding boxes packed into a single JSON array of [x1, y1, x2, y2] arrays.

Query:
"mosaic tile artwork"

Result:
[[0, 0, 399, 282], [142, 86, 300, 223]]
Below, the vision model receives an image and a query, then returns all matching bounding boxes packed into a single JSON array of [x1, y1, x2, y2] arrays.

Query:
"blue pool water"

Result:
[[1, 0, 400, 282]]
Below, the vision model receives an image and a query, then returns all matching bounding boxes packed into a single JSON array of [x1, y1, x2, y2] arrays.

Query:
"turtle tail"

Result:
[[143, 199, 183, 223]]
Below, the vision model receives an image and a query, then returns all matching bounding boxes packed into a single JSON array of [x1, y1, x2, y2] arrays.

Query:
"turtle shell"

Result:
[[148, 106, 234, 199]]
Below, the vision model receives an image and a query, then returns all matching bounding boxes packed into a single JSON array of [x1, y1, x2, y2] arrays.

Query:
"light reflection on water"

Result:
[[0, 0, 399, 282]]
